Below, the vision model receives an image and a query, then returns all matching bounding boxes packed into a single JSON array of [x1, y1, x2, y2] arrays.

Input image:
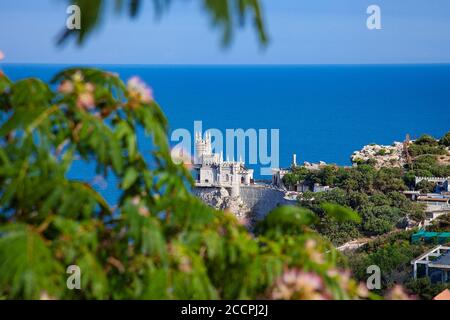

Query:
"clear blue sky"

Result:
[[1, 0, 450, 64]]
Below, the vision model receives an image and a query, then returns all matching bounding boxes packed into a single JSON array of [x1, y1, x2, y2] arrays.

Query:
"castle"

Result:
[[193, 132, 254, 197]]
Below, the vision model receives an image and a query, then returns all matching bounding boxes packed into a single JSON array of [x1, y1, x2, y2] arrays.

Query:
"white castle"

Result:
[[193, 132, 254, 197]]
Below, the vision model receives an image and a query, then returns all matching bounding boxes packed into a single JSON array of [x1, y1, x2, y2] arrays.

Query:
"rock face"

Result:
[[193, 187, 251, 219], [351, 142, 406, 169]]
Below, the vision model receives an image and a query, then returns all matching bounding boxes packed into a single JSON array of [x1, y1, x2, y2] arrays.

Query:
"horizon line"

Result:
[[2, 62, 450, 68]]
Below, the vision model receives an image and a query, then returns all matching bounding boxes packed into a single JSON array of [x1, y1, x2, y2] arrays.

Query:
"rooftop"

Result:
[[433, 289, 450, 300], [430, 251, 450, 269], [417, 196, 449, 203]]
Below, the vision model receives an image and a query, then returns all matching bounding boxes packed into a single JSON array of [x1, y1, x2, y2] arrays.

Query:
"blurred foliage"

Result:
[[58, 0, 268, 47], [405, 278, 449, 300], [342, 231, 429, 297], [0, 68, 371, 300]]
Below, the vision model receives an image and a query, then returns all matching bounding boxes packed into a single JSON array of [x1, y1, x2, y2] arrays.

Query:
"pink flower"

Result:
[[58, 80, 74, 94], [77, 92, 95, 110], [357, 282, 370, 298], [127, 76, 153, 103], [85, 82, 95, 92], [271, 269, 329, 300], [0, 50, 4, 61], [138, 206, 150, 217], [386, 285, 415, 300], [305, 239, 324, 264]]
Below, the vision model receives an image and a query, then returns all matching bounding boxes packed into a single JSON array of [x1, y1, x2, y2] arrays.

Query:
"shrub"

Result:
[[0, 68, 366, 300]]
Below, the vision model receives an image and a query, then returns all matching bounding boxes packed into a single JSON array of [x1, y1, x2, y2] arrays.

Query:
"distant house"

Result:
[[295, 181, 310, 192], [433, 289, 450, 300], [403, 190, 421, 201], [414, 176, 450, 193], [411, 245, 450, 283], [313, 183, 331, 193], [443, 179, 450, 193], [416, 195, 450, 226], [417, 195, 450, 206]]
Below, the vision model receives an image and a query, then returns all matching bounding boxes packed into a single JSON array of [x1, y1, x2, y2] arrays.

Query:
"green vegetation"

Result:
[[416, 180, 436, 193], [0, 68, 371, 300], [405, 153, 450, 187], [428, 214, 450, 232], [281, 132, 450, 246], [440, 132, 450, 147], [343, 231, 430, 295], [343, 229, 450, 299], [405, 278, 450, 300], [409, 134, 447, 157], [282, 165, 425, 245]]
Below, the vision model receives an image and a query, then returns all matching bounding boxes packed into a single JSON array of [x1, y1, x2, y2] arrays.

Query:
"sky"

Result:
[[1, 0, 450, 64]]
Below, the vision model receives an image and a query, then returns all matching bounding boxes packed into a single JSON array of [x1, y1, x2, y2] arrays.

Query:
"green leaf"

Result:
[[122, 167, 138, 190], [320, 203, 361, 223], [0, 224, 63, 299]]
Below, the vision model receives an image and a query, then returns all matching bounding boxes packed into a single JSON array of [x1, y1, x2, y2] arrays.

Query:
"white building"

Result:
[[193, 132, 254, 196]]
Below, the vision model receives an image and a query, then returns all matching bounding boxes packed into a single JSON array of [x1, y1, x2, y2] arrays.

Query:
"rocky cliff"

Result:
[[351, 142, 406, 168]]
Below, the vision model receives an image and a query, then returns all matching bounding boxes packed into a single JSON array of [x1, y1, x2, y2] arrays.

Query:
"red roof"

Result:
[[433, 289, 450, 300]]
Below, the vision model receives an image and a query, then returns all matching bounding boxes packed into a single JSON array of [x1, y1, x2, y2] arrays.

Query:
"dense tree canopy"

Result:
[[283, 163, 428, 245]]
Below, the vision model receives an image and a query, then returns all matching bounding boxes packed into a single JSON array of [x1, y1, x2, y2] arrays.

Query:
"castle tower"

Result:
[[231, 163, 241, 197], [195, 132, 206, 165], [205, 131, 212, 155]]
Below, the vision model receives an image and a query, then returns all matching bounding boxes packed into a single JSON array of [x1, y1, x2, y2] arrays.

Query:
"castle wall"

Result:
[[240, 186, 294, 220], [415, 176, 450, 185], [193, 185, 295, 221]]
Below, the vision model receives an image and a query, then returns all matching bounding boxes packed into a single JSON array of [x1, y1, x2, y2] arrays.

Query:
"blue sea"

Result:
[[2, 64, 450, 204]]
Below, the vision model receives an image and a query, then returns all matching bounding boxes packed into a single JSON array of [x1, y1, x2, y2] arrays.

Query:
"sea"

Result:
[[2, 64, 450, 204]]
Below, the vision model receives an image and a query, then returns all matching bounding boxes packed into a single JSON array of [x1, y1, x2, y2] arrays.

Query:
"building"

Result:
[[415, 176, 450, 193], [271, 154, 300, 190], [403, 190, 421, 201], [416, 195, 450, 226], [193, 132, 254, 197], [441, 179, 450, 193], [433, 289, 450, 300], [313, 183, 331, 193], [411, 245, 450, 283], [271, 168, 290, 189]]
